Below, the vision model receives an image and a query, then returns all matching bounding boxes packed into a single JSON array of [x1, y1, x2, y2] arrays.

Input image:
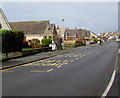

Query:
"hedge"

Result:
[[0, 29, 24, 57], [41, 38, 52, 47]]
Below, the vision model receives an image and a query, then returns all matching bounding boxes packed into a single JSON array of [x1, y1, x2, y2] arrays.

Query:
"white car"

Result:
[[116, 38, 120, 42]]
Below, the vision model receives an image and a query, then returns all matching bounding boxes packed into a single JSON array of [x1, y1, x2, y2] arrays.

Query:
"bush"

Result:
[[29, 39, 42, 49], [0, 29, 24, 57], [75, 40, 86, 46], [42, 38, 52, 47]]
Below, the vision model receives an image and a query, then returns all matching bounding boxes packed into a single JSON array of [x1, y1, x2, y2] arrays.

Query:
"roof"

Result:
[[0, 8, 11, 30], [77, 29, 84, 37], [9, 21, 49, 34], [65, 29, 78, 37]]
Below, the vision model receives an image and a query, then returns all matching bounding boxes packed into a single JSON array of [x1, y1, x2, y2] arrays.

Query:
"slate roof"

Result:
[[9, 21, 49, 34]]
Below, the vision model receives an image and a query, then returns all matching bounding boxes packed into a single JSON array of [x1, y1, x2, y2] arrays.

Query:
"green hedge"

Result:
[[0, 29, 24, 57], [42, 38, 52, 47]]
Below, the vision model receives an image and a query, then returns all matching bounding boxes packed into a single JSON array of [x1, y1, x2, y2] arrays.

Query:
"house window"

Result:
[[49, 36, 52, 38]]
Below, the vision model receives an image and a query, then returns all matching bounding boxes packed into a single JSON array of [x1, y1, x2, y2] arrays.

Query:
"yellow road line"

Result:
[[75, 58, 79, 60], [57, 65, 62, 68], [47, 69, 54, 72], [71, 60, 74, 62], [57, 60, 61, 62], [63, 60, 68, 62], [54, 63, 61, 66], [0, 70, 14, 72], [63, 63, 68, 65], [1, 66, 21, 71]]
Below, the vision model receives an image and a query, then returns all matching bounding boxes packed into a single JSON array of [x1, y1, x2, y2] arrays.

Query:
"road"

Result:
[[2, 40, 118, 96]]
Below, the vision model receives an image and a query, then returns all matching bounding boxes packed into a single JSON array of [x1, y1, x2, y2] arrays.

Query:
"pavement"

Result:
[[2, 44, 98, 69], [2, 40, 119, 97]]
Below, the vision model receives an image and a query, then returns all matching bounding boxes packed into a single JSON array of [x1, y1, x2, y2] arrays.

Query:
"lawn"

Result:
[[22, 48, 33, 51]]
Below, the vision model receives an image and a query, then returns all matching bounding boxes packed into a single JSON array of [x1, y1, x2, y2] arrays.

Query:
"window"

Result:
[[44, 36, 47, 39], [49, 36, 52, 38]]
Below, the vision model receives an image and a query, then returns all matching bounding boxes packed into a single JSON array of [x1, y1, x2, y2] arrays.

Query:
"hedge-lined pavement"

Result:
[[2, 44, 99, 69]]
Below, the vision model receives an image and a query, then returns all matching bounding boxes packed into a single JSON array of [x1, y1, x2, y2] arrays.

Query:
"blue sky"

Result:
[[2, 2, 118, 33]]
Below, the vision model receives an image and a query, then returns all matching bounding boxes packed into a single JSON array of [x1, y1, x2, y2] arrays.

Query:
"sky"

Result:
[[1, 2, 118, 33]]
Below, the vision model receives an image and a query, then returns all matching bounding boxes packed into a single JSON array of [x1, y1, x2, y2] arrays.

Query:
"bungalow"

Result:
[[64, 28, 78, 40], [0, 8, 11, 30], [9, 21, 58, 44], [64, 28, 90, 41]]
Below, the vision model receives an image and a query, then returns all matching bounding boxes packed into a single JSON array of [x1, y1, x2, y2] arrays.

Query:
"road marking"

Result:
[[71, 60, 74, 62], [101, 70, 116, 98], [57, 60, 61, 62], [56, 65, 62, 68], [75, 58, 79, 60], [63, 60, 68, 62], [54, 63, 61, 66], [63, 63, 68, 65], [47, 69, 54, 72], [0, 70, 14, 72], [1, 66, 21, 71]]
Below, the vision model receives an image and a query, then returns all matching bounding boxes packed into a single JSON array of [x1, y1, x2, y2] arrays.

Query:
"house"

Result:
[[44, 24, 58, 42], [9, 21, 58, 44], [64, 28, 90, 41], [90, 31, 98, 39], [64, 28, 78, 40], [0, 8, 11, 30]]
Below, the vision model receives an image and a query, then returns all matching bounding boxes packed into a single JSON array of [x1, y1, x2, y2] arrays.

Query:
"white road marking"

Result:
[[101, 70, 116, 98]]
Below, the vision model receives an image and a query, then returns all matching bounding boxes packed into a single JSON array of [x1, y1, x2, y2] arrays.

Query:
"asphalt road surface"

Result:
[[2, 40, 118, 96]]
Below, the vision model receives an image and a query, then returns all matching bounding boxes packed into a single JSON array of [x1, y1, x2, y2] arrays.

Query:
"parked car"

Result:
[[116, 38, 120, 42]]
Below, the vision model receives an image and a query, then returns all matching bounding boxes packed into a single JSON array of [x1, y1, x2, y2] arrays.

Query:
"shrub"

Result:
[[75, 40, 86, 46], [42, 38, 52, 47], [29, 39, 42, 49]]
